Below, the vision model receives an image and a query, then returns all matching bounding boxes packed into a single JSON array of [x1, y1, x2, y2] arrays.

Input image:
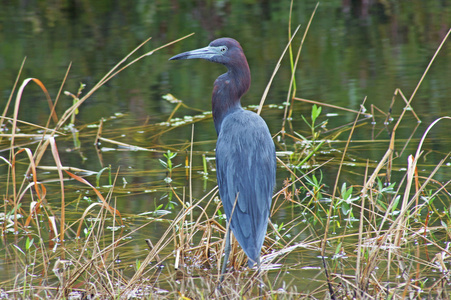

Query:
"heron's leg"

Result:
[[257, 256, 263, 296], [219, 223, 231, 283]]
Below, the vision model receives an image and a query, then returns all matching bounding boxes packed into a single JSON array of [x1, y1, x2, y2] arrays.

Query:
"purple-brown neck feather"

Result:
[[212, 43, 251, 135]]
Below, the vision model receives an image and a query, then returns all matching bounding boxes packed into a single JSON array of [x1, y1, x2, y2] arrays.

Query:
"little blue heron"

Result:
[[169, 38, 276, 279]]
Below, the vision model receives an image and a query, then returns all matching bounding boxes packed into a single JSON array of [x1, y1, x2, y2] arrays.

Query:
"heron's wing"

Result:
[[216, 110, 276, 265]]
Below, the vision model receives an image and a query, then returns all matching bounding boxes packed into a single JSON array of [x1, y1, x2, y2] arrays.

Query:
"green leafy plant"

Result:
[[135, 259, 141, 272], [96, 165, 112, 187], [159, 150, 181, 183], [335, 182, 359, 226], [301, 104, 327, 141], [64, 82, 86, 126], [25, 237, 34, 251], [291, 104, 327, 173]]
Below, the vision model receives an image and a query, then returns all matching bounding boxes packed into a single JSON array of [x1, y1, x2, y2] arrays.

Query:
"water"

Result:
[[0, 0, 450, 297]]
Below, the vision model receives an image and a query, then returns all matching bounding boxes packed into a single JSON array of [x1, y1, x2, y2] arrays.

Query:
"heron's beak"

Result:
[[169, 46, 219, 61]]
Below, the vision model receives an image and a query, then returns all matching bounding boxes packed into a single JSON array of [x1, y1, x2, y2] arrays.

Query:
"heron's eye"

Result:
[[220, 46, 227, 53]]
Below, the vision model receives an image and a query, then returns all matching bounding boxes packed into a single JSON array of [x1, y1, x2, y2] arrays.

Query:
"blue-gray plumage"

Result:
[[169, 38, 276, 278]]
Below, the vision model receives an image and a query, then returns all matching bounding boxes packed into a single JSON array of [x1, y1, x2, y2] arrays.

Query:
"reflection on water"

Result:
[[0, 0, 450, 296]]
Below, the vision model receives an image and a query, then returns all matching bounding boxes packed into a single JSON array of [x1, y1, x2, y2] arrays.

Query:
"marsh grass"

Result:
[[1, 17, 451, 300]]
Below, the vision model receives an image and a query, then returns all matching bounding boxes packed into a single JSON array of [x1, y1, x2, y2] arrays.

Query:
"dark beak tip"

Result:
[[169, 53, 187, 61]]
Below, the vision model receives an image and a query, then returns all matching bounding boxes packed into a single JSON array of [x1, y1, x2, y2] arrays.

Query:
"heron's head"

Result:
[[169, 38, 247, 68]]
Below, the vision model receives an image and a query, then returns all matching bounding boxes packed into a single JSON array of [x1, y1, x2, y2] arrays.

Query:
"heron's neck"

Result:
[[212, 66, 250, 135]]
